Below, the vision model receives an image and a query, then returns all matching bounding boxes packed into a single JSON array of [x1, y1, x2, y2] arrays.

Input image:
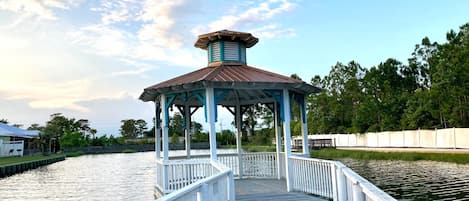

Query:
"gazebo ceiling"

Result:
[[139, 63, 320, 105]]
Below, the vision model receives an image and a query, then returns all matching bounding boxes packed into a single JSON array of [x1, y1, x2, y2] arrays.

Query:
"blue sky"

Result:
[[0, 0, 468, 135]]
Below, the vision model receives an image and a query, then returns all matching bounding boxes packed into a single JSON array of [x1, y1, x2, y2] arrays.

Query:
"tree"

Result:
[[41, 113, 81, 152], [0, 119, 8, 124], [120, 119, 147, 139]]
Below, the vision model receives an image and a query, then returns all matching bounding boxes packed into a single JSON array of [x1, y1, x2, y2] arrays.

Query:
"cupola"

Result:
[[194, 30, 259, 66]]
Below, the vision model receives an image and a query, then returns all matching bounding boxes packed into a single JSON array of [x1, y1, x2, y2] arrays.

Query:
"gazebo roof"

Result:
[[139, 63, 319, 104], [194, 30, 259, 50]]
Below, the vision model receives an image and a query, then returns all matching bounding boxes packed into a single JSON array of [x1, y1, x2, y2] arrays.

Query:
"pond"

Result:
[[340, 159, 469, 201], [0, 150, 236, 201], [1, 151, 468, 200]]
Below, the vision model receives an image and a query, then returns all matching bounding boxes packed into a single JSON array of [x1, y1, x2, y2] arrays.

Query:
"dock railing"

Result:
[[156, 152, 396, 201], [156, 159, 235, 201], [289, 155, 397, 201]]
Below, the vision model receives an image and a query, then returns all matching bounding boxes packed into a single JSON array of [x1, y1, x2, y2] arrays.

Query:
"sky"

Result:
[[0, 0, 468, 135]]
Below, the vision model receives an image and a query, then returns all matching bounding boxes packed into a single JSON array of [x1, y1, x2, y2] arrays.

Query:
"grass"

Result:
[[0, 154, 65, 167], [222, 145, 276, 152], [311, 148, 469, 164]]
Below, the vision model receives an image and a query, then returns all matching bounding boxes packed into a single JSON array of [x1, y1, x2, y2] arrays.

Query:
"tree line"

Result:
[[305, 23, 469, 134]]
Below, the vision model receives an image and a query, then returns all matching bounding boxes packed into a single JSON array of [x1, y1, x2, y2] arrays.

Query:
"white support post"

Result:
[[155, 101, 161, 160], [206, 87, 217, 161], [228, 171, 236, 201], [161, 94, 169, 161], [336, 166, 347, 201], [301, 96, 309, 155], [185, 104, 191, 158], [235, 104, 243, 178], [197, 183, 209, 201], [282, 89, 293, 192], [160, 94, 169, 192], [274, 102, 282, 180], [352, 182, 365, 201]]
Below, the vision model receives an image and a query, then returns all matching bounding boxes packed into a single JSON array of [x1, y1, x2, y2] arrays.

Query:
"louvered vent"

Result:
[[211, 41, 221, 62], [224, 42, 239, 61]]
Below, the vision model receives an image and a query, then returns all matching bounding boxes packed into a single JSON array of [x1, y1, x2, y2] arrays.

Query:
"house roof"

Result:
[[139, 63, 320, 103], [0, 123, 39, 139]]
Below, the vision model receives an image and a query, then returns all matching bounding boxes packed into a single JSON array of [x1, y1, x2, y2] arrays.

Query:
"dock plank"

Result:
[[235, 179, 326, 201]]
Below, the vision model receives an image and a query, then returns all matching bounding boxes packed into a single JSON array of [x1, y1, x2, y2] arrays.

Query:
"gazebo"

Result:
[[140, 30, 320, 199]]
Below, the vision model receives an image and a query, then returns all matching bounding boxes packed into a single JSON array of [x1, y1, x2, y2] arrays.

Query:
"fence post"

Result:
[[162, 163, 169, 194], [453, 127, 457, 149], [336, 164, 347, 201], [352, 182, 365, 201], [434, 128, 438, 147]]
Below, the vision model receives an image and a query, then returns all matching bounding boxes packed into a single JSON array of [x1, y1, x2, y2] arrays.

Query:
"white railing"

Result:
[[156, 159, 215, 195], [242, 152, 277, 178], [0, 140, 24, 157], [289, 155, 396, 201], [156, 160, 235, 201]]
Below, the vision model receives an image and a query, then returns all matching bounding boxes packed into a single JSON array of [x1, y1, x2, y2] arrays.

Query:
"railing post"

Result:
[[162, 162, 169, 194], [336, 165, 347, 201], [352, 182, 365, 201], [330, 163, 338, 201], [228, 171, 235, 201], [197, 183, 209, 201]]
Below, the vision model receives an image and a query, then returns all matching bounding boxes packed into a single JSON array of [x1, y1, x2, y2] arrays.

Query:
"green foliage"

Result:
[[60, 131, 90, 147], [308, 22, 469, 133], [170, 133, 179, 144], [310, 149, 469, 164], [120, 119, 147, 139], [192, 132, 208, 143], [216, 130, 236, 145]]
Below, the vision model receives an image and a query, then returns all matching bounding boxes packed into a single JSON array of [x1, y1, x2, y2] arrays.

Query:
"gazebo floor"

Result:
[[235, 179, 327, 201]]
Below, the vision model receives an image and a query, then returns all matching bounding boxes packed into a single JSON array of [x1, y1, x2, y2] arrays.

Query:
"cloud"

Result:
[[249, 24, 296, 39], [191, 0, 296, 36], [0, 0, 79, 20]]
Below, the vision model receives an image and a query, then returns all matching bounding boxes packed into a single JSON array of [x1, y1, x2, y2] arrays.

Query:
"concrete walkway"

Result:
[[235, 179, 326, 201], [339, 147, 469, 154]]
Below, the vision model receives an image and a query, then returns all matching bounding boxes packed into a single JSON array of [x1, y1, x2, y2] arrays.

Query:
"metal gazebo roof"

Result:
[[139, 63, 319, 105]]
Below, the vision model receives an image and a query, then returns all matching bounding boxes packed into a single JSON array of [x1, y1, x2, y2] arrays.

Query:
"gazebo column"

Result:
[[160, 94, 169, 160], [184, 104, 191, 158], [160, 94, 170, 192], [235, 104, 243, 178], [206, 87, 217, 161], [274, 102, 282, 180], [282, 89, 293, 192], [154, 101, 161, 160], [300, 95, 309, 155]]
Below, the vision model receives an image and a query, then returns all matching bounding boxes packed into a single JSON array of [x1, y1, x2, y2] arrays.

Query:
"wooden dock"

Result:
[[236, 179, 326, 201]]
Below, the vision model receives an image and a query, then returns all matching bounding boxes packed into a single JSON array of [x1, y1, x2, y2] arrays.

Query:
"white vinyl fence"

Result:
[[0, 140, 24, 157], [294, 128, 469, 149]]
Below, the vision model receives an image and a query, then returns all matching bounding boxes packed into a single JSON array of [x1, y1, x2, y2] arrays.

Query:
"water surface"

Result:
[[340, 159, 469, 201], [0, 149, 236, 201]]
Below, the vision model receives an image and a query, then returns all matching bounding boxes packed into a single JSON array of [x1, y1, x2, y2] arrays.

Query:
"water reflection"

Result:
[[340, 159, 469, 201], [0, 149, 236, 201]]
